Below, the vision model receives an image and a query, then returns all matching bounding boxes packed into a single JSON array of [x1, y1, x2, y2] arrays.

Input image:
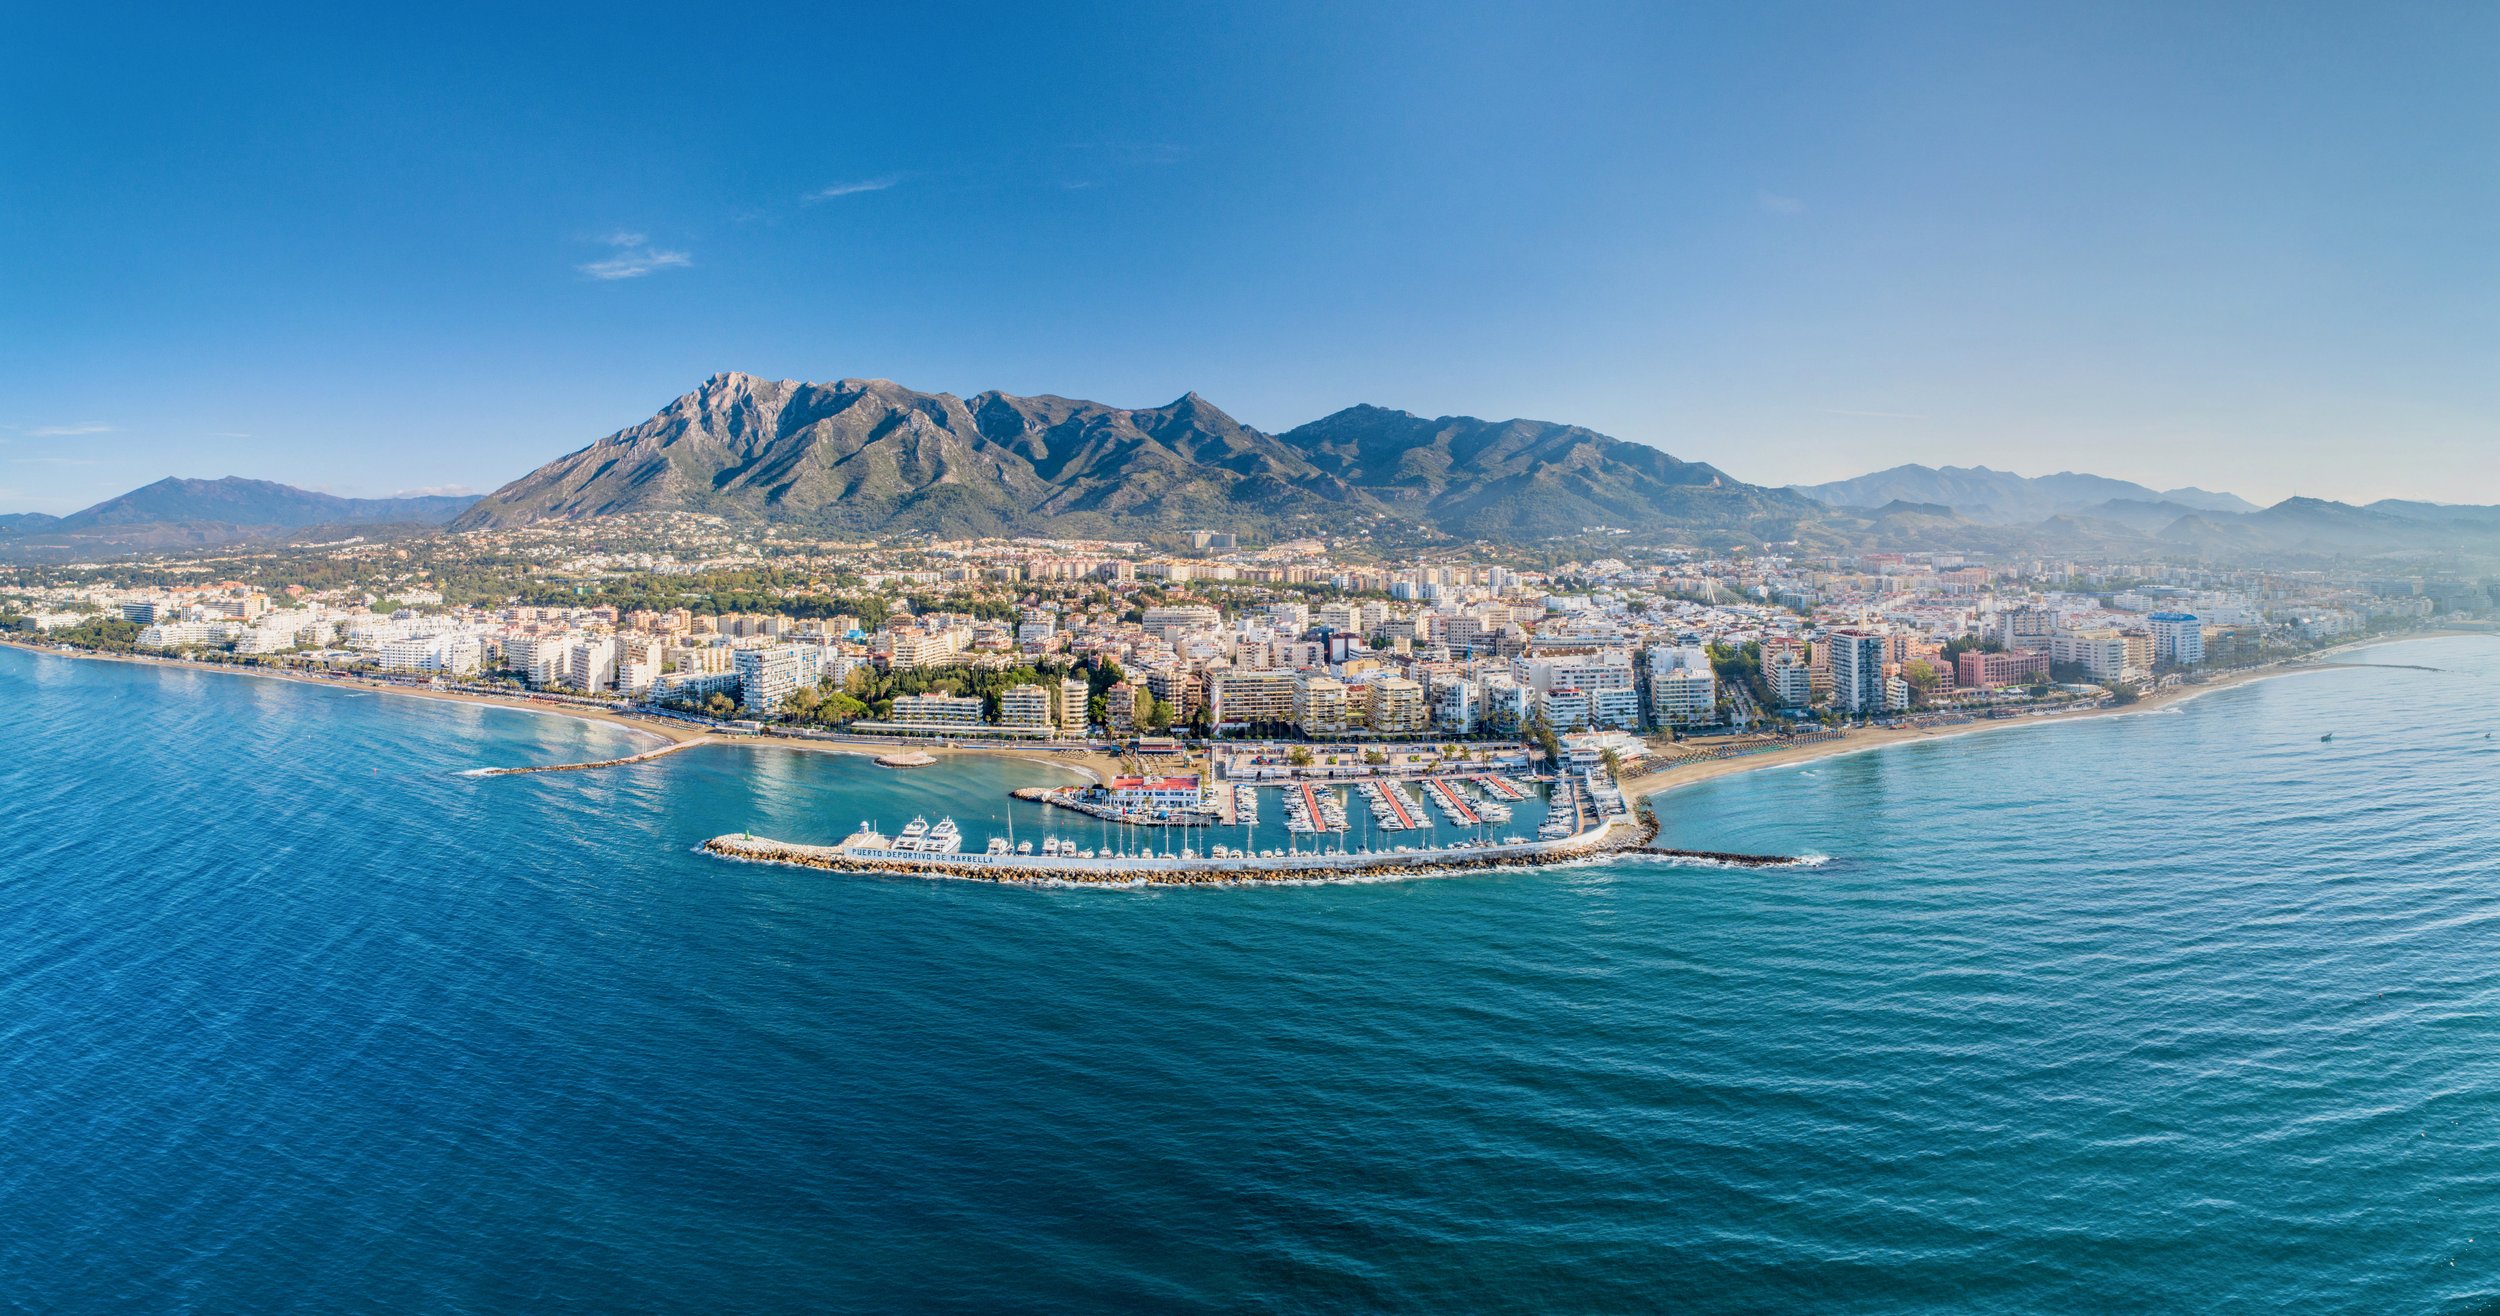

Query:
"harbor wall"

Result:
[[703, 810, 1659, 886]]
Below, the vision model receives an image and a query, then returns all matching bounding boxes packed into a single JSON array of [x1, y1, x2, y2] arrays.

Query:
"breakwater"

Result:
[[704, 808, 1664, 886], [469, 736, 710, 776], [1641, 847, 1812, 868]]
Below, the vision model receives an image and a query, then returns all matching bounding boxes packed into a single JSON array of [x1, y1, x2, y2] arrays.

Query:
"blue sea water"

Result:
[[3, 636, 2497, 1313]]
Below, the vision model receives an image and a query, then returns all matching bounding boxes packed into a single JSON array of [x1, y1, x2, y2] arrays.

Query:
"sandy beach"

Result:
[[9, 629, 2485, 800], [1616, 630, 2495, 802], [0, 637, 1127, 783]]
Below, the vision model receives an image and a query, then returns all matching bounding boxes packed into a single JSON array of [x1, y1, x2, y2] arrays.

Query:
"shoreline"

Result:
[[1616, 631, 2494, 804], [0, 637, 1122, 783], [7, 629, 2482, 805]]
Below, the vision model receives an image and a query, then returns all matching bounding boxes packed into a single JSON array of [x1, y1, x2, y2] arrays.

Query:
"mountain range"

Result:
[[0, 478, 476, 556], [7, 378, 2500, 565], [1791, 464, 2262, 525], [448, 373, 1818, 543]]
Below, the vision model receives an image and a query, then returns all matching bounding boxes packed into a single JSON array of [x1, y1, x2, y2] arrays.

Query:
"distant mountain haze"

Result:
[[1791, 464, 2262, 525], [0, 477, 477, 555]]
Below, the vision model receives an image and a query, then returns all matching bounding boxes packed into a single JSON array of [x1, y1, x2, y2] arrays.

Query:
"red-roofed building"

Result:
[[1108, 775, 1203, 809]]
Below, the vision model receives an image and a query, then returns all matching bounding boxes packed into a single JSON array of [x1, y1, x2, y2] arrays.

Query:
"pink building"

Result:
[[1957, 649, 2050, 688]]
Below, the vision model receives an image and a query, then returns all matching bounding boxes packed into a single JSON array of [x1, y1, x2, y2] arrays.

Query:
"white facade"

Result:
[[998, 684, 1053, 730], [2148, 613, 2205, 667], [734, 645, 805, 714], [890, 693, 986, 726]]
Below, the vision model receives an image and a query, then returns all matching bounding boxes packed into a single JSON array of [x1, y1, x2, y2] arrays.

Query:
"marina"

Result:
[[799, 770, 1568, 875], [707, 800, 1664, 885]]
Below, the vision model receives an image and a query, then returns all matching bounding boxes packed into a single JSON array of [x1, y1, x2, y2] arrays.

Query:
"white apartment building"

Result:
[[2148, 613, 2205, 666], [1366, 676, 1428, 735], [1767, 656, 1813, 708], [2050, 628, 2129, 681], [379, 633, 483, 676], [1646, 645, 1719, 726], [1510, 648, 1641, 730], [734, 645, 805, 715], [1059, 676, 1091, 734], [1824, 628, 1889, 715], [1294, 674, 1350, 736], [1430, 676, 1480, 733], [567, 637, 619, 694], [889, 693, 986, 726], [998, 684, 1053, 731], [1140, 605, 1222, 644]]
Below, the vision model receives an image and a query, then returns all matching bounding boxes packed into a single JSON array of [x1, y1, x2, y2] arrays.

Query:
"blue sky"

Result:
[[3, 2, 2494, 513]]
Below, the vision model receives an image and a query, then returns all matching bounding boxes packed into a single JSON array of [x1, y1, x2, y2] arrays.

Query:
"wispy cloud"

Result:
[[11, 456, 101, 466], [1757, 191, 1807, 215], [1067, 141, 1191, 167], [25, 423, 114, 438], [803, 177, 899, 203], [578, 231, 692, 280], [1825, 408, 1928, 420], [393, 484, 477, 498], [211, 430, 252, 439]]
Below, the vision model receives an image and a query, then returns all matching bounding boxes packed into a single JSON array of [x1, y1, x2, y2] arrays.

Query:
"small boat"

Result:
[[1016, 840, 1034, 855], [986, 838, 1009, 855], [2320, 733, 2335, 743]]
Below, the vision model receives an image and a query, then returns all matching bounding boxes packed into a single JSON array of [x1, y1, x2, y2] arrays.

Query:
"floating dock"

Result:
[[1425, 778, 1480, 826]]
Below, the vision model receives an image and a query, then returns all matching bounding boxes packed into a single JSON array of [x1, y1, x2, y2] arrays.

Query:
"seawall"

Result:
[[703, 808, 1666, 886]]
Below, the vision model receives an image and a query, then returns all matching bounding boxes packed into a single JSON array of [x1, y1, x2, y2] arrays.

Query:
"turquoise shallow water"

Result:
[[3, 637, 2497, 1313]]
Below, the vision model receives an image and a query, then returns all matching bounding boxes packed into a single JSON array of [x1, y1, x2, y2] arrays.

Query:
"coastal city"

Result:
[[2, 514, 2483, 879], [17, 6, 2500, 1309]]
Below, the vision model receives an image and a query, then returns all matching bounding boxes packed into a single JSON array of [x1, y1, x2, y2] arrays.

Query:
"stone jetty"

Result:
[[697, 803, 1808, 886]]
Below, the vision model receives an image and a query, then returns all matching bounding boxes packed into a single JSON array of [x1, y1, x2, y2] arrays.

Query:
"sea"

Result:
[[3, 635, 2496, 1314]]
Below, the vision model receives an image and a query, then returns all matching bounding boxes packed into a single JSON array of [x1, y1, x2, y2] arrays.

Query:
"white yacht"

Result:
[[924, 818, 962, 853], [895, 816, 932, 850]]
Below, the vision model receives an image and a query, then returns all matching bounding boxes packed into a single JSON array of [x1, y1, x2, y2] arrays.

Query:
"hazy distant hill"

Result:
[[451, 373, 1826, 542], [1792, 464, 2259, 525], [0, 477, 476, 556]]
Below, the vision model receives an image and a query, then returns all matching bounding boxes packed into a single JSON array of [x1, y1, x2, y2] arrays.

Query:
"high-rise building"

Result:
[[1999, 606, 2057, 652], [998, 684, 1052, 731], [1294, 675, 1350, 736], [2148, 613, 2205, 667], [1366, 677, 1428, 735], [1646, 645, 1718, 726], [733, 646, 804, 715], [2050, 628, 2128, 682], [1767, 656, 1813, 708], [1058, 676, 1091, 735], [1825, 628, 1889, 715], [1209, 669, 1297, 731]]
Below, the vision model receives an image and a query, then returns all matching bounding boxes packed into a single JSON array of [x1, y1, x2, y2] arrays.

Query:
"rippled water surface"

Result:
[[4, 638, 2497, 1313]]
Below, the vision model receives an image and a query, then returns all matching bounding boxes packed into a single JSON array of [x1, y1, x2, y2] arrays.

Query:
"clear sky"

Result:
[[4, 2, 2494, 514]]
